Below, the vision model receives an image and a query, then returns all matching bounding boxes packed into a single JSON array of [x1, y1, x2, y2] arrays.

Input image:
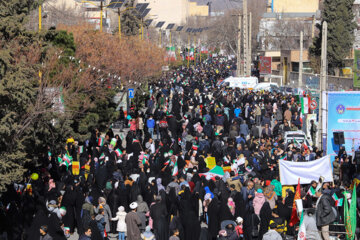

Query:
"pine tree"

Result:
[[121, 0, 141, 36], [0, 0, 40, 191], [310, 0, 356, 75]]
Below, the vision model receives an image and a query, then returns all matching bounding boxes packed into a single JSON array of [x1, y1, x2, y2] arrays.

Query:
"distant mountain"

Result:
[[191, 0, 242, 12]]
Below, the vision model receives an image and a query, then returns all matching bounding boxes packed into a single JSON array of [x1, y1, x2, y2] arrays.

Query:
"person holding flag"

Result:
[[315, 187, 336, 240]]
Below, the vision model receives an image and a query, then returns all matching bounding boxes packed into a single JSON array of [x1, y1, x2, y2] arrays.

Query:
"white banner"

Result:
[[279, 155, 333, 185]]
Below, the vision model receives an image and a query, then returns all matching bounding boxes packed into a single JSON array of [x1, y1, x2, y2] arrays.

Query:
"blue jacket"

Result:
[[234, 108, 241, 118], [241, 186, 255, 208], [204, 114, 212, 124], [147, 118, 155, 128]]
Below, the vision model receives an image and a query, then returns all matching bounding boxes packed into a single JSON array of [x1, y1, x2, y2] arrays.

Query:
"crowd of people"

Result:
[[1, 58, 359, 240]]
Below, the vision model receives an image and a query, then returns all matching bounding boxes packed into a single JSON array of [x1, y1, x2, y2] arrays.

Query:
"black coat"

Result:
[[316, 194, 336, 226], [150, 202, 169, 240], [61, 187, 77, 233], [207, 197, 220, 239]]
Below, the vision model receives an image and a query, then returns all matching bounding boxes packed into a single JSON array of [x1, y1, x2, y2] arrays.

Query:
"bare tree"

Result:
[[259, 17, 313, 51], [203, 0, 266, 55]]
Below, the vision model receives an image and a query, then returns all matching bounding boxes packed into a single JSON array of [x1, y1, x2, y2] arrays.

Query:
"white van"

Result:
[[219, 76, 258, 89]]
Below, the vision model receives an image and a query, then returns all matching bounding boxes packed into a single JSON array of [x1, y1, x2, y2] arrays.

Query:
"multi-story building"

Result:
[[42, 0, 209, 31], [136, 0, 208, 26], [258, 0, 320, 83], [266, 0, 319, 13]]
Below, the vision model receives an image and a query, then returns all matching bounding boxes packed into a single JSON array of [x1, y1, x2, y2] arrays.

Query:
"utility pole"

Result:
[[236, 14, 242, 77], [242, 0, 248, 76], [299, 31, 303, 88], [187, 33, 190, 68], [118, 8, 121, 40], [100, 0, 103, 32], [319, 21, 327, 150], [247, 12, 252, 76]]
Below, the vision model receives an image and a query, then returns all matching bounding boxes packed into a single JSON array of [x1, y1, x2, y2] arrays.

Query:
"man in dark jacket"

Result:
[[250, 125, 260, 139], [78, 227, 92, 240], [239, 121, 249, 138], [315, 190, 336, 240]]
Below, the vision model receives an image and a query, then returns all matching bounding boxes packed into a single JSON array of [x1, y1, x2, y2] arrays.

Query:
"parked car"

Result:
[[279, 86, 293, 95], [284, 130, 313, 150], [253, 82, 280, 93]]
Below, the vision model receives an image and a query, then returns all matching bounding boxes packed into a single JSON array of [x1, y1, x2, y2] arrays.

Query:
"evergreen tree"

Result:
[[0, 0, 40, 191], [310, 0, 356, 75], [121, 0, 141, 36], [0, 1, 118, 191]]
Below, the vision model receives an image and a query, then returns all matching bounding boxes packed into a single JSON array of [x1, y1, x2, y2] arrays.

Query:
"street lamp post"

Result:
[[155, 21, 165, 47], [100, 0, 103, 32], [81, 0, 125, 32], [38, 4, 42, 32], [118, 8, 121, 40]]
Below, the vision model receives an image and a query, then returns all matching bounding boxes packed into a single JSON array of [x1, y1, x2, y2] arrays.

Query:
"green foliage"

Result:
[[45, 29, 76, 57], [121, 0, 141, 36], [310, 0, 356, 73], [0, 0, 40, 191], [72, 89, 117, 141], [0, 1, 119, 191]]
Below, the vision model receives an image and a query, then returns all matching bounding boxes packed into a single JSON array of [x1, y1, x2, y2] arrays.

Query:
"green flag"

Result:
[[293, 138, 301, 147], [344, 186, 357, 240]]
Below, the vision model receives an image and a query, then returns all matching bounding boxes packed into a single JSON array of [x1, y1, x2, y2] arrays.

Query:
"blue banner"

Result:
[[327, 92, 360, 159]]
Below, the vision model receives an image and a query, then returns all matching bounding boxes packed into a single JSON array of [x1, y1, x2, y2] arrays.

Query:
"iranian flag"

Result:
[[114, 149, 122, 157], [297, 211, 306, 240], [280, 155, 287, 161], [332, 193, 343, 207], [293, 138, 301, 148], [142, 154, 149, 165], [199, 166, 224, 180], [142, 158, 149, 165], [307, 186, 316, 196], [192, 144, 199, 150], [186, 48, 195, 60], [99, 153, 105, 160], [98, 137, 105, 146], [301, 97, 309, 114], [172, 160, 178, 176], [165, 46, 176, 62], [60, 156, 71, 169], [164, 157, 170, 166], [78, 146, 84, 154], [63, 154, 72, 164], [223, 156, 230, 164]]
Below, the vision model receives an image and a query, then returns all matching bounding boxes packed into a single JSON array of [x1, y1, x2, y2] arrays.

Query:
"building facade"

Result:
[[267, 0, 320, 13]]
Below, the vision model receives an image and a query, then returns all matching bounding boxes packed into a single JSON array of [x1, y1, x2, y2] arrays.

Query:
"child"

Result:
[[111, 206, 127, 240], [141, 226, 155, 240], [235, 217, 244, 239], [95, 208, 106, 238], [169, 228, 180, 240]]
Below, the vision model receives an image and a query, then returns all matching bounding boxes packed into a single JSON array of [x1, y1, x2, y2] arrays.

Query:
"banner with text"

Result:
[[327, 92, 360, 159]]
